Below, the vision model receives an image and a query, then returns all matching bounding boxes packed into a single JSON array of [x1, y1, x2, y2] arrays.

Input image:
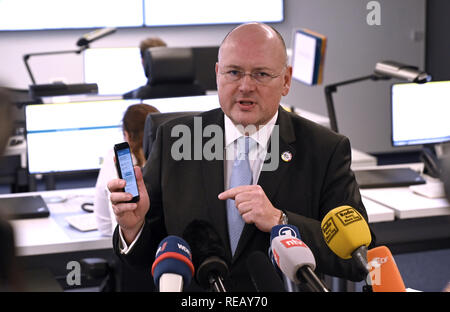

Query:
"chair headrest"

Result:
[[144, 47, 196, 85], [143, 111, 201, 159]]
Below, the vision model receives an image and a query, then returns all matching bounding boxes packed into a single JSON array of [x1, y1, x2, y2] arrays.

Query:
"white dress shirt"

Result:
[[119, 110, 279, 253]]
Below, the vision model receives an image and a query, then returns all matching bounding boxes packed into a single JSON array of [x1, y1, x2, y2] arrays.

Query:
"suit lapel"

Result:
[[199, 109, 232, 260], [233, 108, 297, 262]]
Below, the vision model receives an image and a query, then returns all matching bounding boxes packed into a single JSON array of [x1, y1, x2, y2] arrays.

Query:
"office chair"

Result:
[[127, 47, 207, 100], [143, 111, 201, 159]]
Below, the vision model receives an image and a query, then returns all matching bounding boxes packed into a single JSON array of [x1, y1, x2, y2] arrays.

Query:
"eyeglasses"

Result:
[[219, 69, 283, 84]]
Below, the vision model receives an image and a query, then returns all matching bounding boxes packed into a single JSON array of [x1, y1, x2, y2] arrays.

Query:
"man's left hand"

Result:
[[218, 185, 281, 232]]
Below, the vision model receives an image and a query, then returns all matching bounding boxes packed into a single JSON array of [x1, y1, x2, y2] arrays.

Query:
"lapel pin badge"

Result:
[[281, 151, 293, 162]]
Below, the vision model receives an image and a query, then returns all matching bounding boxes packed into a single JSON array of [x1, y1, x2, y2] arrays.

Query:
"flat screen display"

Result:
[[83, 47, 147, 95], [142, 94, 220, 113], [25, 99, 139, 174], [391, 81, 450, 147], [0, 0, 283, 30], [0, 0, 143, 31], [144, 0, 284, 26]]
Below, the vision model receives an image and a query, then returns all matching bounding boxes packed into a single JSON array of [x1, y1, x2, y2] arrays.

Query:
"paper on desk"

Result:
[[361, 188, 450, 219]]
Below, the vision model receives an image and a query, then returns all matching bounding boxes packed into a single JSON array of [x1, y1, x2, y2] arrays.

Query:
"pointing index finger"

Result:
[[218, 185, 253, 200]]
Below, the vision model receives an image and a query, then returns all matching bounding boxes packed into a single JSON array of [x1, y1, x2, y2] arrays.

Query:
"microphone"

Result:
[[374, 60, 431, 83], [247, 251, 285, 292], [321, 205, 372, 274], [76, 27, 117, 47], [367, 246, 406, 292], [182, 220, 229, 292], [271, 233, 330, 292], [269, 224, 301, 292], [151, 235, 195, 292]]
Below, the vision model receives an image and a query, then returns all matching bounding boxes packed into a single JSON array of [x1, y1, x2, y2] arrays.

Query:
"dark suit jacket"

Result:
[[113, 107, 374, 291]]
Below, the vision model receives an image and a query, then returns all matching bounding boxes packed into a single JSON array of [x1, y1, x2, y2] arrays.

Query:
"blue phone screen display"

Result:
[[117, 148, 139, 197]]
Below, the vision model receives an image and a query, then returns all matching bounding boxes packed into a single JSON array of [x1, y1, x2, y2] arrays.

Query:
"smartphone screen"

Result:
[[114, 142, 139, 202]]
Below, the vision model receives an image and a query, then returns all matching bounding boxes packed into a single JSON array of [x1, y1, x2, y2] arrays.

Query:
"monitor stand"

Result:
[[420, 144, 441, 178]]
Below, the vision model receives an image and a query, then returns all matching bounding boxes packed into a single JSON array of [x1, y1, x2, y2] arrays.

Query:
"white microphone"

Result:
[[271, 235, 329, 292]]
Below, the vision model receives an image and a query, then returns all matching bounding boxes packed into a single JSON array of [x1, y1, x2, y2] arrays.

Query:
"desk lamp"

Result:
[[22, 27, 116, 97], [324, 60, 431, 133]]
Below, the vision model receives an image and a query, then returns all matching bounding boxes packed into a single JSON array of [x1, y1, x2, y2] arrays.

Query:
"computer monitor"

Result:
[[391, 81, 450, 147], [143, 0, 284, 27], [142, 94, 220, 113], [83, 47, 147, 95], [25, 99, 139, 174]]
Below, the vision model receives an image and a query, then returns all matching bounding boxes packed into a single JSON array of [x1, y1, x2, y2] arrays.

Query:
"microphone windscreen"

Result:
[[151, 236, 194, 288], [182, 220, 229, 289], [247, 251, 285, 292], [182, 219, 227, 269], [367, 246, 406, 292], [321, 205, 371, 259], [269, 224, 301, 276], [271, 235, 316, 284]]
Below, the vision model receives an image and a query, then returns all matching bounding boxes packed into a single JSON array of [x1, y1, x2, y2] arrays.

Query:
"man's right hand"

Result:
[[107, 166, 149, 245]]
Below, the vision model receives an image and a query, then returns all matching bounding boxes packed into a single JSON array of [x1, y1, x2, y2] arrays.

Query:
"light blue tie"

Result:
[[227, 136, 253, 256]]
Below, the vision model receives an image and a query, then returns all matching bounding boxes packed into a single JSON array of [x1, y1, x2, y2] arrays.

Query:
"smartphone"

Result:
[[114, 142, 140, 203]]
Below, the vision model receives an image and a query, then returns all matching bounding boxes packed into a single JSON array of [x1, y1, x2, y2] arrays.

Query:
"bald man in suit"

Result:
[[109, 23, 373, 291]]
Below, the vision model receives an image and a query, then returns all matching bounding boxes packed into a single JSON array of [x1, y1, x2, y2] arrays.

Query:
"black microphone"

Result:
[[247, 251, 285, 292], [182, 220, 229, 292], [76, 27, 117, 47]]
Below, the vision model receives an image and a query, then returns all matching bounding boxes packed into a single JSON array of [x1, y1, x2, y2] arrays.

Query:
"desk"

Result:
[[355, 164, 450, 254], [357, 163, 450, 219], [0, 187, 111, 256]]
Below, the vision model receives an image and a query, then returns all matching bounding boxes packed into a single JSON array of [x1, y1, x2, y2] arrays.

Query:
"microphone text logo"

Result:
[[177, 243, 192, 258], [321, 216, 338, 244], [280, 238, 307, 249], [277, 226, 297, 238], [336, 207, 362, 226]]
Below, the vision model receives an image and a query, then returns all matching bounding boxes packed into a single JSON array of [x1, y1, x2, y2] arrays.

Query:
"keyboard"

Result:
[[65, 214, 98, 232]]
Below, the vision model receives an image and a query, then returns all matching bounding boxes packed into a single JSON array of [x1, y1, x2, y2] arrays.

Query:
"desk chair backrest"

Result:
[[141, 47, 206, 99], [143, 111, 201, 159]]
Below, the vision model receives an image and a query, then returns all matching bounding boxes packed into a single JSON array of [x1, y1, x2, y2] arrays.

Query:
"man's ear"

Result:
[[282, 66, 293, 96]]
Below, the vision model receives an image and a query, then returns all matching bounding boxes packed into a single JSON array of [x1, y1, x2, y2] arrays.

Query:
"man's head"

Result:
[[216, 23, 292, 128], [139, 37, 167, 59]]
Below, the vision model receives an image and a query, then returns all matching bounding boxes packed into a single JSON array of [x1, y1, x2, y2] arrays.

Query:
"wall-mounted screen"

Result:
[[0, 0, 143, 31], [144, 0, 284, 27], [0, 0, 283, 31]]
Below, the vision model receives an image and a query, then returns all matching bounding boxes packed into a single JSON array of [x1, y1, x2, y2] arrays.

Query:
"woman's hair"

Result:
[[122, 103, 159, 167]]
